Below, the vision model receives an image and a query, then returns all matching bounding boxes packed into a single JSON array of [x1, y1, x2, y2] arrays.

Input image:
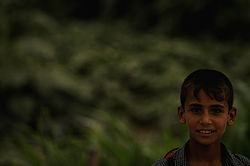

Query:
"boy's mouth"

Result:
[[196, 130, 216, 134]]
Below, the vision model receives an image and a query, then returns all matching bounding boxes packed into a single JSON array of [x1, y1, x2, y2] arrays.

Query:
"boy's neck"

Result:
[[187, 140, 222, 166]]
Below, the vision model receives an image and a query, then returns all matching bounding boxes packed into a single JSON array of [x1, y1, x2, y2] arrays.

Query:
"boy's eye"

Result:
[[190, 108, 201, 113], [211, 109, 222, 114]]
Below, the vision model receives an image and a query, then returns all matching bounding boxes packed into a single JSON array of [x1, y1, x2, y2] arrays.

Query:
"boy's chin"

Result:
[[190, 138, 220, 146]]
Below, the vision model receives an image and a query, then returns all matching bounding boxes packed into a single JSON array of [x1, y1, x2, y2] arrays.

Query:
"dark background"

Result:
[[1, 0, 250, 165]]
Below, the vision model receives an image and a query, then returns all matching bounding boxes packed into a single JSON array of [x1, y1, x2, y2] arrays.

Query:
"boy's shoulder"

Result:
[[152, 158, 170, 166], [221, 143, 250, 166], [152, 143, 188, 166], [232, 153, 250, 165]]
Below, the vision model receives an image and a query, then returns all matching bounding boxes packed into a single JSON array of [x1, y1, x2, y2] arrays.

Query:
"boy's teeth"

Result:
[[199, 130, 212, 134]]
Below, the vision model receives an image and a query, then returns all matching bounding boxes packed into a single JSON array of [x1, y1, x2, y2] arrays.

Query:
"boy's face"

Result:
[[178, 89, 237, 146]]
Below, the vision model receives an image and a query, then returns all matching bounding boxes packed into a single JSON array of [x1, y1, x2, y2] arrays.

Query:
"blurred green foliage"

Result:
[[0, 0, 250, 165]]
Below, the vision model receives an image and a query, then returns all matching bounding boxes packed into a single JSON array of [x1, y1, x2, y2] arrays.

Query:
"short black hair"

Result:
[[180, 69, 233, 111]]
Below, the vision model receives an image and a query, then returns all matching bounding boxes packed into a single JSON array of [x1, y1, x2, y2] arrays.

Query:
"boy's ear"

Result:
[[178, 106, 186, 124], [227, 107, 237, 126]]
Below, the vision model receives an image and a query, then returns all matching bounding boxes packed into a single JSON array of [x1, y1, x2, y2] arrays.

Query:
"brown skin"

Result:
[[178, 89, 237, 166]]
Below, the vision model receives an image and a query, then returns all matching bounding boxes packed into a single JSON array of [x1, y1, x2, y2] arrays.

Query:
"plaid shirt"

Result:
[[152, 141, 250, 166]]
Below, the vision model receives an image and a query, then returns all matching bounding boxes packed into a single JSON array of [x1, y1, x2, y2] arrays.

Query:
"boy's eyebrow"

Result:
[[189, 104, 202, 107], [209, 104, 225, 108]]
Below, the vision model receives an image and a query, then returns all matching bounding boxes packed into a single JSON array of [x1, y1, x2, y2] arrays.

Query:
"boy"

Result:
[[152, 69, 250, 166]]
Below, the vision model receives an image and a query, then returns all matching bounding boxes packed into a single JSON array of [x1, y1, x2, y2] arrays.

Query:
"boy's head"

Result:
[[178, 69, 237, 146], [180, 69, 233, 111]]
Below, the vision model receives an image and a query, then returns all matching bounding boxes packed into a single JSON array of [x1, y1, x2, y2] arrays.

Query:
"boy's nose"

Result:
[[200, 112, 212, 125]]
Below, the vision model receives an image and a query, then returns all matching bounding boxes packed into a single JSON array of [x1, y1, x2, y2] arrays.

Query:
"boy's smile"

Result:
[[178, 89, 237, 146]]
